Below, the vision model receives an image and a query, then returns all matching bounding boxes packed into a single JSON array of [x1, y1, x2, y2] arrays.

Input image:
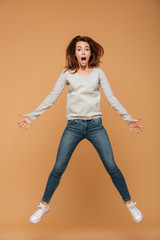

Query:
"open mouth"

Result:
[[81, 57, 86, 61]]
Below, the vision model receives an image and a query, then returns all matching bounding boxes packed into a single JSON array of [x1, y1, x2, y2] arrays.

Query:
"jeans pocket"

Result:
[[91, 117, 102, 125], [67, 119, 78, 124]]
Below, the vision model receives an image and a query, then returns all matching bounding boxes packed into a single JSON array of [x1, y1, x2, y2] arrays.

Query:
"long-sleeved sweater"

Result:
[[26, 67, 133, 124]]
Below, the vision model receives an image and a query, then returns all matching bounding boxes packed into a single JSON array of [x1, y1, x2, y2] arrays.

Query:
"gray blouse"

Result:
[[27, 67, 133, 124]]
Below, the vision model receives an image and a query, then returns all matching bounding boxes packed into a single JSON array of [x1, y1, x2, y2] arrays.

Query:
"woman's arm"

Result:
[[99, 68, 133, 124], [26, 69, 67, 123]]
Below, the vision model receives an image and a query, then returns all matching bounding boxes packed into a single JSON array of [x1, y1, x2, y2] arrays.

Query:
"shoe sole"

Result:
[[29, 207, 50, 224]]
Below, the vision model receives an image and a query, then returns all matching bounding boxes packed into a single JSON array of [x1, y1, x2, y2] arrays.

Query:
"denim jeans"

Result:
[[41, 117, 131, 203]]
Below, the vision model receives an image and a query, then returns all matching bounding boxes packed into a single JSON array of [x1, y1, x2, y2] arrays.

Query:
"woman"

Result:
[[18, 36, 145, 224]]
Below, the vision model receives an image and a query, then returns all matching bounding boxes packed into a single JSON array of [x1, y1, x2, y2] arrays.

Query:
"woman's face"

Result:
[[75, 41, 91, 68]]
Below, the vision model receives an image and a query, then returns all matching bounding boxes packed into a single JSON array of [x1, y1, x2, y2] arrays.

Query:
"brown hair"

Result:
[[63, 35, 104, 74]]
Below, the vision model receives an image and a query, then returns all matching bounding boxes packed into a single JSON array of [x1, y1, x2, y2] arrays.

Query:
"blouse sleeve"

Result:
[[99, 68, 133, 124], [26, 69, 67, 123]]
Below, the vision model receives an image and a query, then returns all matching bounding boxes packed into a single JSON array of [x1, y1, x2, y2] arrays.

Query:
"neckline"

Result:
[[75, 68, 97, 77]]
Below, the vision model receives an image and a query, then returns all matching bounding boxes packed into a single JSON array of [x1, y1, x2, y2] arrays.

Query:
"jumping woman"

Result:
[[18, 35, 145, 224]]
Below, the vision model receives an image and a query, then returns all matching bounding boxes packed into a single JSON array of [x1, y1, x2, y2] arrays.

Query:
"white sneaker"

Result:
[[126, 201, 143, 222], [29, 202, 50, 223]]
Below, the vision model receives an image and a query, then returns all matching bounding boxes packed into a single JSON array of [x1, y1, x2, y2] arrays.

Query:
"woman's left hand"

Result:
[[128, 118, 145, 134]]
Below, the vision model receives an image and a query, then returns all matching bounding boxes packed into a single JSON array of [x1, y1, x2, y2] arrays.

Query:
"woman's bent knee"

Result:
[[51, 166, 64, 177]]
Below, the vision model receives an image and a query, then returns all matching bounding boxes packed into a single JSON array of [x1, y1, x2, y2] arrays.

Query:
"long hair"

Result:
[[64, 36, 104, 74]]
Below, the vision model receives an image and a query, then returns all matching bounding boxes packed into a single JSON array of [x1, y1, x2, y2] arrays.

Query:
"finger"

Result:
[[131, 118, 142, 124], [139, 128, 143, 132], [136, 125, 145, 132], [136, 124, 145, 129], [134, 125, 142, 129], [21, 123, 28, 129], [134, 128, 139, 133], [20, 123, 27, 128], [19, 122, 28, 128], [131, 118, 140, 122], [134, 128, 139, 134], [25, 124, 30, 129], [18, 119, 25, 124], [132, 123, 145, 130], [139, 125, 145, 129], [18, 115, 28, 124], [18, 122, 25, 127]]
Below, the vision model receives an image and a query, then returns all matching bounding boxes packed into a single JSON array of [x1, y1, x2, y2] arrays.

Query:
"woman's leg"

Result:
[[41, 125, 83, 204], [87, 122, 131, 203]]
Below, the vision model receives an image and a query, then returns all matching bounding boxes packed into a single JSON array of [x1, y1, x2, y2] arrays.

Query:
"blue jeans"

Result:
[[41, 117, 131, 203]]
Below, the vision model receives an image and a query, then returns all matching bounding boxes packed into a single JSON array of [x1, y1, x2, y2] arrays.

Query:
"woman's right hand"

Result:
[[18, 114, 32, 130]]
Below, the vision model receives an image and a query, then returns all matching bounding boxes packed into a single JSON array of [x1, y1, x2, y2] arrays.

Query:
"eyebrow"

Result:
[[77, 46, 90, 48]]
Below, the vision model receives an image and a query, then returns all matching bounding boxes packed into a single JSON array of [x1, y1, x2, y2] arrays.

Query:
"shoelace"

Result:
[[127, 202, 136, 208], [127, 202, 140, 216], [37, 204, 43, 208], [32, 204, 47, 216], [37, 203, 48, 208]]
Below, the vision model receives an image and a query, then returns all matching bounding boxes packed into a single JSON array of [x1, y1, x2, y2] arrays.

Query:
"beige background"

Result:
[[0, 0, 159, 239]]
